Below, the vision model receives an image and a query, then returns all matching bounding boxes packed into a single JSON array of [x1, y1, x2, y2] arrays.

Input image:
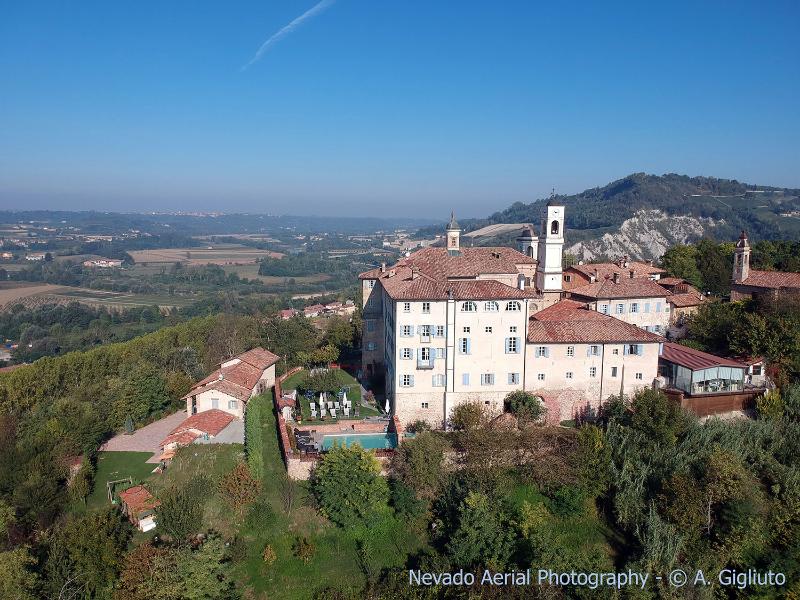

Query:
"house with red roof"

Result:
[[159, 408, 237, 458], [118, 485, 160, 532], [182, 347, 280, 419], [562, 257, 666, 290]]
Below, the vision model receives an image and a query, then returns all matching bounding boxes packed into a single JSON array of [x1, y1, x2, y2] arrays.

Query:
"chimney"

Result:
[[411, 266, 419, 280], [387, 269, 396, 278], [623, 255, 630, 268], [630, 269, 635, 279], [645, 259, 653, 266], [613, 272, 620, 284], [380, 262, 386, 273], [218, 373, 224, 381]]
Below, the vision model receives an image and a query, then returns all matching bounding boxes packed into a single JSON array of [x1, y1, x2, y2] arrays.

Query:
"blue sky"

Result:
[[0, 1, 798, 217]]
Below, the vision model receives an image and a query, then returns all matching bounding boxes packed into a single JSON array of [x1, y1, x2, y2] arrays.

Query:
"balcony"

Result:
[[416, 358, 434, 370]]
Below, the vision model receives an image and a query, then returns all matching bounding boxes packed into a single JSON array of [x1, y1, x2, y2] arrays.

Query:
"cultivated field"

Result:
[[0, 282, 67, 308], [129, 244, 283, 266], [222, 263, 331, 284]]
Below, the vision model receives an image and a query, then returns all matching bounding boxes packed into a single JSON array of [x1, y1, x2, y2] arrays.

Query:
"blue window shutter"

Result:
[[658, 342, 664, 356], [624, 345, 629, 356], [656, 302, 661, 312], [457, 338, 463, 353], [645, 303, 650, 313], [586, 346, 591, 357], [542, 344, 548, 358], [432, 375, 436, 386], [409, 375, 414, 387], [466, 338, 471, 354], [637, 344, 643, 355], [504, 337, 510, 353], [462, 373, 469, 385]]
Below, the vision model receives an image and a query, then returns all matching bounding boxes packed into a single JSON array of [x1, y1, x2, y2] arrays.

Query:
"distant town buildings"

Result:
[[82, 258, 123, 268], [731, 231, 800, 301]]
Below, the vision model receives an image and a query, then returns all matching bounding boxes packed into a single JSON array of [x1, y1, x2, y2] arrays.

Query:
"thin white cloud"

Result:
[[241, 0, 336, 71]]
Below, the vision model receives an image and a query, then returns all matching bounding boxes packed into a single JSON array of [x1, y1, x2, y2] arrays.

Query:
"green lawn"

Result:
[[234, 392, 427, 598], [282, 368, 385, 423], [87, 451, 156, 509]]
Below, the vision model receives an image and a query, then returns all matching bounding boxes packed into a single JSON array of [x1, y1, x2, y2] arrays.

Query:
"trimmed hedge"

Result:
[[245, 392, 269, 480]]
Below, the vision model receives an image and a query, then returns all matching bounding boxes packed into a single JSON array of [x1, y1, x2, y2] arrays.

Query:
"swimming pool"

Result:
[[321, 432, 398, 451]]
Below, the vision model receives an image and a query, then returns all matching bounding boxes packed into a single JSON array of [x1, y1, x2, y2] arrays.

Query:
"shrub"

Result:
[[389, 479, 426, 520], [244, 395, 266, 480], [755, 389, 783, 421], [391, 432, 449, 500], [245, 501, 277, 531], [504, 391, 546, 423], [158, 476, 210, 541], [262, 544, 277, 566], [450, 401, 486, 432], [546, 485, 586, 518], [312, 444, 389, 527], [292, 536, 315, 564], [407, 419, 431, 434], [219, 463, 261, 513]]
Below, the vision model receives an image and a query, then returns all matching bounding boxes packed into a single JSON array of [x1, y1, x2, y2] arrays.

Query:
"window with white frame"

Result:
[[421, 401, 429, 408], [505, 301, 521, 311], [635, 372, 643, 380], [485, 326, 492, 333], [420, 347, 431, 361], [401, 374, 413, 387], [463, 326, 471, 333], [462, 373, 470, 385], [600, 304, 609, 314], [589, 367, 597, 377], [401, 325, 413, 336], [367, 280, 375, 289], [566, 346, 575, 357], [565, 371, 574, 380], [480, 373, 495, 385], [537, 373, 545, 381], [400, 348, 412, 360], [626, 344, 642, 356], [611, 366, 618, 377], [484, 301, 499, 312], [508, 372, 520, 385], [435, 348, 445, 359], [420, 324, 431, 338], [228, 400, 238, 410], [422, 301, 431, 313], [435, 325, 445, 337], [211, 398, 219, 409], [507, 338, 520, 353], [461, 301, 477, 312], [589, 345, 600, 356], [403, 302, 411, 313], [630, 302, 639, 313], [616, 303, 625, 314], [535, 345, 547, 357], [509, 326, 517, 333], [432, 374, 445, 387]]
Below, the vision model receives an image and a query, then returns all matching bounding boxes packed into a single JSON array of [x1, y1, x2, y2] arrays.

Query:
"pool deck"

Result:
[[295, 417, 391, 449]]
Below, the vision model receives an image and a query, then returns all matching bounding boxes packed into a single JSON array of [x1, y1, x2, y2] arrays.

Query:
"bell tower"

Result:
[[446, 211, 461, 256], [733, 230, 750, 283], [516, 225, 538, 260], [536, 195, 565, 293]]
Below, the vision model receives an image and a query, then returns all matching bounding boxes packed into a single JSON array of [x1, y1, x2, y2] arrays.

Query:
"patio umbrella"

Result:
[[341, 391, 348, 405], [384, 399, 390, 414]]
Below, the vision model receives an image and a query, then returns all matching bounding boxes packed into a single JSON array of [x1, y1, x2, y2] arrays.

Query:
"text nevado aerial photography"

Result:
[[1, 1, 799, 599]]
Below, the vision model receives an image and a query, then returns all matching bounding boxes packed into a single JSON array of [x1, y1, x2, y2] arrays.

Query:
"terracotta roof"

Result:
[[161, 430, 201, 447], [658, 277, 686, 286], [184, 347, 277, 401], [740, 270, 800, 290], [660, 342, 745, 371], [568, 277, 670, 300], [169, 409, 235, 437], [360, 246, 534, 281], [567, 261, 666, 279], [0, 364, 25, 373], [527, 300, 664, 344], [236, 347, 280, 370], [669, 291, 706, 308], [119, 486, 160, 514]]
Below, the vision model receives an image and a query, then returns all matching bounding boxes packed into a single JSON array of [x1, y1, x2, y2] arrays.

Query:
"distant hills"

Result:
[[419, 173, 800, 260]]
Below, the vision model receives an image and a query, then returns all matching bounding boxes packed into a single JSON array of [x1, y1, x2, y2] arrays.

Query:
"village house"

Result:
[[566, 275, 672, 334], [562, 257, 666, 290], [25, 252, 46, 261], [280, 308, 298, 320], [730, 231, 800, 301], [82, 258, 123, 268], [182, 347, 279, 418], [303, 304, 326, 318], [159, 408, 238, 459]]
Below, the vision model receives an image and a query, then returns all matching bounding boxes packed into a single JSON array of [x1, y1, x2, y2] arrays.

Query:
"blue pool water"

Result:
[[322, 432, 398, 451]]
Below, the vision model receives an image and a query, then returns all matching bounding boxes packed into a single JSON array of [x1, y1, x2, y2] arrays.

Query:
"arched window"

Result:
[[484, 301, 499, 312], [526, 246, 534, 258], [461, 301, 477, 312], [550, 220, 559, 235], [505, 301, 521, 312]]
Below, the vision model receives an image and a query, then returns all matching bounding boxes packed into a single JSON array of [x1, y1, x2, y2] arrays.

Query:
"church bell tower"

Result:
[[535, 196, 565, 293]]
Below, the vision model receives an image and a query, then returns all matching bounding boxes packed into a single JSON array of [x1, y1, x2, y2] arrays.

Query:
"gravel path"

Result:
[[99, 410, 187, 463]]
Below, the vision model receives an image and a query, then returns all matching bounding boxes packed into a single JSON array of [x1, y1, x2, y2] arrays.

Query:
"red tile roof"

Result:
[[236, 347, 280, 370], [660, 342, 745, 371], [119, 485, 160, 514], [527, 300, 664, 344], [568, 277, 671, 300], [567, 261, 666, 279], [161, 409, 236, 448], [740, 270, 800, 290], [184, 347, 277, 401], [669, 290, 706, 308], [658, 277, 687, 286]]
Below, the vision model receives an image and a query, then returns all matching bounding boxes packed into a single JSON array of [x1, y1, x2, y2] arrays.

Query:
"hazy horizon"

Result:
[[1, 1, 798, 217]]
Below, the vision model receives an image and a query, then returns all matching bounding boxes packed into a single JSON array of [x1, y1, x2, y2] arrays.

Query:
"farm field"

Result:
[[223, 263, 331, 284], [0, 282, 67, 307], [129, 244, 283, 266]]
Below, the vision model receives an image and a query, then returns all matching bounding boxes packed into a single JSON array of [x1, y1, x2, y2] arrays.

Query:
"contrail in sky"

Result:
[[241, 0, 336, 71]]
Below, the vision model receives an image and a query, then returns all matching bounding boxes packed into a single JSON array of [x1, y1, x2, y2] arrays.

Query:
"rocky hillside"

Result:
[[419, 173, 800, 261]]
